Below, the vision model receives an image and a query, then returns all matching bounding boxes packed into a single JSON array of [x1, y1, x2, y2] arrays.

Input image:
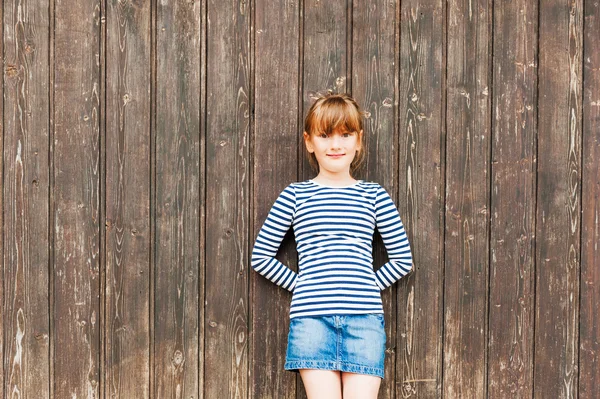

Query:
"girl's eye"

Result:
[[317, 131, 353, 138]]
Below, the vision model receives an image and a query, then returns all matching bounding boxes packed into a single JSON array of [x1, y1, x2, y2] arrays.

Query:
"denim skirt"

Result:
[[284, 313, 386, 379]]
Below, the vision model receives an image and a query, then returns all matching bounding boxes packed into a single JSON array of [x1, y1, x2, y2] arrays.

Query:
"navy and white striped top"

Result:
[[251, 179, 413, 319]]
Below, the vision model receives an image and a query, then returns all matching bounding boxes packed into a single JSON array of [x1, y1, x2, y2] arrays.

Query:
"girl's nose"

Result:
[[331, 136, 342, 148]]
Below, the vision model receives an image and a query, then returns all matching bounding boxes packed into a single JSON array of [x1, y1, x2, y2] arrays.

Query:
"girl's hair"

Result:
[[304, 91, 367, 177]]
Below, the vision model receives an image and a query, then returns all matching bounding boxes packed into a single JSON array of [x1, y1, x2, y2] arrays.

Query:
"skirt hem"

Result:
[[284, 360, 384, 379]]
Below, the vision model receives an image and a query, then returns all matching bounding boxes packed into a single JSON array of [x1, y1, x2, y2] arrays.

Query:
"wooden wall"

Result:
[[1, 0, 598, 398]]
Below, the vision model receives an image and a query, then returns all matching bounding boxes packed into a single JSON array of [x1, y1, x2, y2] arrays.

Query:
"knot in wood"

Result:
[[173, 350, 184, 366]]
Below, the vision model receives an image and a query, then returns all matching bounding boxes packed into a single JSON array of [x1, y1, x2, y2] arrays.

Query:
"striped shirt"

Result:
[[251, 179, 413, 319]]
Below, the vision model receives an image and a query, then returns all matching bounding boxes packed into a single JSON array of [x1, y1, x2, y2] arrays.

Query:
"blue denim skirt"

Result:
[[284, 313, 386, 379]]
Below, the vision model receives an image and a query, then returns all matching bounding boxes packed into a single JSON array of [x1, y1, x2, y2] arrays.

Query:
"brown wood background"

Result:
[[0, 0, 598, 398]]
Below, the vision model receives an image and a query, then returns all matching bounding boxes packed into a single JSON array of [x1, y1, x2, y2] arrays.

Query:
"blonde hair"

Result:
[[304, 92, 367, 177]]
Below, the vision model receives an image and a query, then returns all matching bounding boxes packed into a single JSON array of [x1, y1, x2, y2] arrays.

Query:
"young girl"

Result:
[[251, 92, 413, 399]]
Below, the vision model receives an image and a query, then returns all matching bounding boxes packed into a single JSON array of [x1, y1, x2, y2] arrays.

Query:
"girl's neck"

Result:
[[311, 173, 358, 186]]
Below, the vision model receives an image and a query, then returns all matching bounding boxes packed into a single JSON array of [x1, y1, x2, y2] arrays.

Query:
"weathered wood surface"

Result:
[[580, 0, 600, 398], [534, 0, 583, 398], [105, 0, 152, 397], [154, 0, 202, 397], [397, 1, 445, 397], [0, 0, 598, 398], [3, 0, 51, 396], [444, 0, 491, 397], [204, 0, 249, 397], [0, 0, 3, 395], [53, 0, 102, 396], [488, 0, 538, 397]]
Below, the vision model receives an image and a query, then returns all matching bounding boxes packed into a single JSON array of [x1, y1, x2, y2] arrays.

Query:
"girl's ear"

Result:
[[357, 130, 364, 152], [303, 131, 314, 153]]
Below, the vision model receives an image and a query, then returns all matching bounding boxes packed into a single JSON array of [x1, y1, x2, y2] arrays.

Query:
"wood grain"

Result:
[[397, 1, 446, 397], [0, 0, 3, 394], [534, 0, 583, 397], [443, 0, 492, 397], [154, 0, 201, 397], [580, 0, 600, 397], [105, 0, 152, 397], [3, 0, 52, 393], [204, 0, 250, 397], [0, 1, 598, 397], [252, 0, 300, 397], [2, 1, 50, 397], [488, 1, 538, 397], [53, 0, 102, 396], [301, 0, 348, 107]]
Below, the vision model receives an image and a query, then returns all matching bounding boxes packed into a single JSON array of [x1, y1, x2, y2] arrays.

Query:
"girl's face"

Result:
[[303, 127, 363, 176]]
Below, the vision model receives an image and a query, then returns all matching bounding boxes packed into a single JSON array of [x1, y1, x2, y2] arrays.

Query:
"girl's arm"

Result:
[[250, 184, 298, 292], [374, 184, 413, 290]]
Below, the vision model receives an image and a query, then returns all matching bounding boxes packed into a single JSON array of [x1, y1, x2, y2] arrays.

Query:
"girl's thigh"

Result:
[[341, 371, 381, 399], [299, 369, 342, 399]]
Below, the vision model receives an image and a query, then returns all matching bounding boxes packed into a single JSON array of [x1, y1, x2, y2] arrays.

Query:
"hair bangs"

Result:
[[306, 97, 362, 135]]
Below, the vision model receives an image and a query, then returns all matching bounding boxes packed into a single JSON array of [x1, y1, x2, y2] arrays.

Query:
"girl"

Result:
[[251, 92, 413, 399]]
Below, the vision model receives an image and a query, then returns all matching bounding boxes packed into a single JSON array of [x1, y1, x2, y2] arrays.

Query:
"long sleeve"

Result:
[[250, 184, 298, 292], [374, 184, 413, 290]]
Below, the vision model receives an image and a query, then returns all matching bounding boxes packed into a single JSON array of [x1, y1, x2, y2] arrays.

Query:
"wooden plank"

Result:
[[351, 0, 398, 396], [301, 0, 348, 106], [580, 0, 600, 397], [100, 1, 106, 397], [251, 0, 300, 396], [396, 1, 445, 397], [487, 1, 538, 397], [105, 0, 152, 397], [199, 0, 207, 397], [3, 0, 52, 394], [149, 0, 157, 395], [534, 0, 583, 397], [53, 0, 102, 396], [154, 0, 201, 397], [49, 0, 55, 395], [198, 1, 207, 398], [203, 0, 250, 397], [301, 0, 348, 128], [0, 0, 4, 396], [443, 0, 492, 397]]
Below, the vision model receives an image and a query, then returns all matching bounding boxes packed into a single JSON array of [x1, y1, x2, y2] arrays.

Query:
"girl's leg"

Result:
[[299, 369, 342, 399], [341, 371, 381, 399]]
